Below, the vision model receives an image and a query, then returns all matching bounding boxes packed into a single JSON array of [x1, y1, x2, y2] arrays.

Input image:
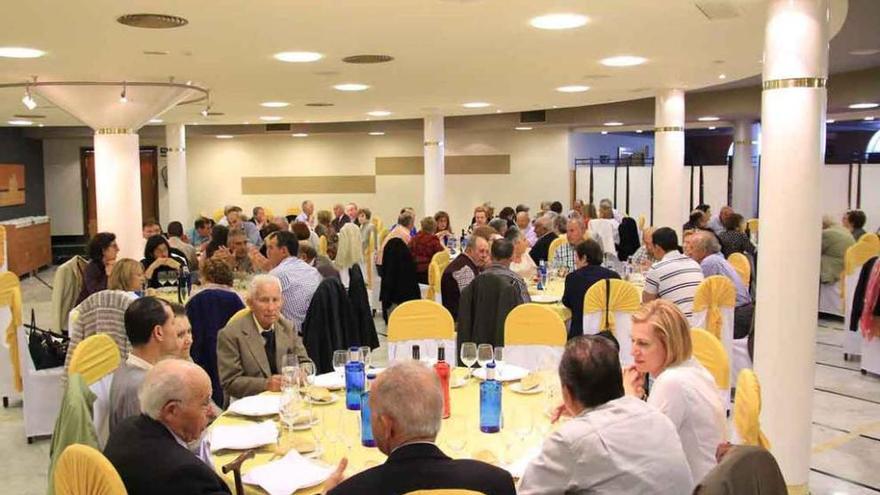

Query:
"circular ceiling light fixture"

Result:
[[849, 102, 879, 109], [333, 83, 370, 92], [462, 102, 491, 108], [556, 85, 590, 93], [603, 121, 624, 126], [718, 74, 727, 80], [708, 126, 717, 130], [865, 116, 876, 121], [274, 51, 323, 63], [599, 55, 647, 67], [515, 126, 533, 131], [0, 47, 45, 58], [117, 13, 188, 29], [635, 130, 643, 133], [292, 133, 309, 137], [7, 120, 33, 126], [698, 116, 720, 122], [368, 131, 386, 136], [367, 110, 392, 117], [529, 13, 588, 30], [259, 116, 283, 121], [216, 135, 234, 139], [342, 54, 394, 64], [261, 101, 290, 108]]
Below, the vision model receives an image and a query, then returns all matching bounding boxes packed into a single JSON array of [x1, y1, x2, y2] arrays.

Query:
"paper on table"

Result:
[[209, 420, 278, 453], [242, 449, 335, 495], [227, 394, 281, 417]]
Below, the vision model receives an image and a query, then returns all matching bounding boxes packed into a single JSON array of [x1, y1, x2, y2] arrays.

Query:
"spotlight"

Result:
[[22, 90, 36, 110], [120, 82, 128, 103]]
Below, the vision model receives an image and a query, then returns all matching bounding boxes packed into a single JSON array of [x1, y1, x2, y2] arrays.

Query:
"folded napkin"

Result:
[[209, 420, 278, 453], [473, 364, 529, 382], [312, 372, 345, 390], [242, 449, 335, 495], [227, 394, 281, 417]]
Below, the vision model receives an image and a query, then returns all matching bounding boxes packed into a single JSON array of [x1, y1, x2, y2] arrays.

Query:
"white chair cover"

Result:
[[505, 344, 564, 372], [418, 283, 430, 300], [843, 271, 863, 357], [863, 337, 880, 376], [15, 323, 64, 441], [731, 338, 752, 391], [386, 338, 455, 364], [583, 311, 634, 366], [691, 307, 735, 384], [818, 282, 843, 317], [89, 373, 114, 449], [587, 219, 618, 256]]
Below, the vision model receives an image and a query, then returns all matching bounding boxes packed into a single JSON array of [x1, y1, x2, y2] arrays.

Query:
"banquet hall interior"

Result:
[[1, 0, 880, 494]]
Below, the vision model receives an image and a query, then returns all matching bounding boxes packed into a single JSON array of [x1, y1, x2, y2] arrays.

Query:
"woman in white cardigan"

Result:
[[624, 299, 727, 484]]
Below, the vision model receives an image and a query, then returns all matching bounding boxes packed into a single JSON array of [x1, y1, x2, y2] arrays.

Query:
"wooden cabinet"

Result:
[[4, 221, 51, 276]]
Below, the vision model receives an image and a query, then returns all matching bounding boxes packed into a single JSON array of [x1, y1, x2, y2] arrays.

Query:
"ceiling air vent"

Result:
[[13, 114, 45, 119], [520, 110, 546, 124], [342, 54, 394, 64], [206, 111, 225, 117], [265, 123, 292, 132], [694, 1, 741, 20], [117, 14, 189, 29], [305, 102, 334, 107]]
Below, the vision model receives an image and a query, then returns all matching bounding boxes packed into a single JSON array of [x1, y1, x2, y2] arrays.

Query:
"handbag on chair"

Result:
[[26, 309, 69, 370]]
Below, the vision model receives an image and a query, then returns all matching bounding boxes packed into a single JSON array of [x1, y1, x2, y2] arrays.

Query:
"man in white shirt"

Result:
[[295, 200, 315, 227], [515, 211, 537, 247], [707, 205, 733, 235], [643, 227, 705, 322], [519, 336, 693, 494], [266, 231, 322, 327]]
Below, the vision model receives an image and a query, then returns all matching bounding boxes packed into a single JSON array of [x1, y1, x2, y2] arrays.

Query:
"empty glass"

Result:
[[460, 342, 477, 379], [299, 362, 316, 389], [493, 347, 505, 378], [446, 414, 470, 458], [281, 354, 299, 390], [332, 350, 348, 378], [477, 344, 494, 370], [359, 346, 372, 370]]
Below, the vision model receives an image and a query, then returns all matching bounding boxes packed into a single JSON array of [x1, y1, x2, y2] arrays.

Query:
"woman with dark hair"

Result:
[[561, 239, 620, 339], [717, 213, 755, 258], [204, 225, 230, 259], [434, 210, 452, 245], [76, 232, 119, 304], [141, 235, 185, 288], [498, 206, 516, 228], [616, 217, 641, 261]]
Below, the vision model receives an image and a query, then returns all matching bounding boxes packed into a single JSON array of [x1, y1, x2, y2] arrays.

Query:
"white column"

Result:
[[732, 120, 759, 218], [653, 89, 686, 232], [423, 115, 445, 216], [165, 124, 189, 224], [754, 0, 828, 492], [93, 130, 144, 260]]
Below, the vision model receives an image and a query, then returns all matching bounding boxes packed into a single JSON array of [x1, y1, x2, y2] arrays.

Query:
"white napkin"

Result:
[[473, 364, 529, 382], [227, 395, 281, 417], [242, 449, 335, 495], [209, 420, 278, 453], [312, 372, 345, 390]]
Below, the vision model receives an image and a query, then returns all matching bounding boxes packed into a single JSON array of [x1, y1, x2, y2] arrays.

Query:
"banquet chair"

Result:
[[387, 300, 455, 363], [318, 235, 328, 256], [228, 308, 251, 324], [587, 218, 618, 257], [547, 237, 566, 265], [63, 290, 134, 383], [378, 227, 390, 247], [727, 252, 751, 287], [53, 444, 127, 495], [690, 327, 731, 408], [69, 334, 120, 449], [842, 234, 880, 360], [285, 206, 300, 217], [51, 254, 87, 333], [637, 214, 646, 233], [405, 491, 485, 495], [426, 250, 451, 303], [746, 218, 759, 241], [372, 215, 384, 235], [732, 369, 770, 449], [504, 304, 566, 370], [582, 279, 640, 365], [693, 445, 785, 494], [0, 270, 22, 407], [212, 208, 225, 222], [691, 276, 736, 384], [186, 289, 246, 406]]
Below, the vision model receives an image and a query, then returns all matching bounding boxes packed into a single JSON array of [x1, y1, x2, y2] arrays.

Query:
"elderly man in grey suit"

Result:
[[217, 274, 312, 400]]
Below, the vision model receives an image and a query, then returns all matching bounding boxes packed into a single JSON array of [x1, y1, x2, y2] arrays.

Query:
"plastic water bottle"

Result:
[[360, 373, 377, 447], [537, 260, 547, 291], [182, 264, 192, 296], [345, 347, 365, 410], [479, 362, 501, 433]]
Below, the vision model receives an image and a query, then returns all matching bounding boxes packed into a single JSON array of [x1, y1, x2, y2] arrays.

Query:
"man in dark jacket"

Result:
[[441, 235, 489, 319], [529, 214, 558, 265]]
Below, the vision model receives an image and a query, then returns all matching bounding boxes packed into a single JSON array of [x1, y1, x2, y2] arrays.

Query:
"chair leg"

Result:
[[2, 397, 7, 408]]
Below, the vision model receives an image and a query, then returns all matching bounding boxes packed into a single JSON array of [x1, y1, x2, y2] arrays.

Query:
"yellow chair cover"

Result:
[[387, 300, 454, 342], [212, 208, 225, 222], [285, 206, 301, 216], [426, 251, 451, 300], [504, 304, 566, 346], [637, 215, 646, 233], [844, 234, 880, 275], [68, 334, 121, 386], [405, 491, 485, 495], [0, 272, 23, 392], [582, 279, 641, 332], [692, 276, 737, 339], [547, 237, 566, 264], [262, 207, 274, 219], [318, 235, 328, 256], [733, 369, 770, 449], [727, 252, 751, 287], [378, 228, 390, 247], [372, 216, 384, 235], [54, 443, 128, 495], [229, 308, 251, 324], [746, 218, 759, 235], [690, 328, 730, 389]]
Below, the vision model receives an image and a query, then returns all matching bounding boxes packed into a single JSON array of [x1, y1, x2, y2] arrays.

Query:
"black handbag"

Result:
[[25, 309, 69, 370]]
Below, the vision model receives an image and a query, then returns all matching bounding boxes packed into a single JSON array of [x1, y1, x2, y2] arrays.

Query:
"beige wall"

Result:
[[43, 138, 88, 235]]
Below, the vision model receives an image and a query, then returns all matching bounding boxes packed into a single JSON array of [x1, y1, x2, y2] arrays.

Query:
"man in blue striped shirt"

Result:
[[266, 231, 322, 329], [642, 227, 704, 323]]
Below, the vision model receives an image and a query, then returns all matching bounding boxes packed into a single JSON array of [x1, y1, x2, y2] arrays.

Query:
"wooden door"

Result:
[[81, 149, 97, 237]]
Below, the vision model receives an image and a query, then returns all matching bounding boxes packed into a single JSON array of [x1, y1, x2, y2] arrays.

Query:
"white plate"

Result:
[[227, 395, 281, 417], [472, 364, 529, 382], [510, 382, 544, 395], [289, 416, 320, 431], [312, 372, 345, 390], [449, 377, 469, 389], [531, 294, 561, 304], [306, 393, 339, 405]]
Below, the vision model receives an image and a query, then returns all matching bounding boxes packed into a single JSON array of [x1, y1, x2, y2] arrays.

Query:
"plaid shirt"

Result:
[[551, 243, 577, 272], [269, 256, 322, 329], [630, 245, 656, 267]]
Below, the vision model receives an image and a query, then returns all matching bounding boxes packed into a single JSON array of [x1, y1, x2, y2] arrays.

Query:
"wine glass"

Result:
[[460, 343, 477, 379], [359, 346, 372, 370], [332, 350, 348, 378], [446, 414, 470, 458], [278, 388, 301, 447], [281, 354, 300, 391], [493, 347, 505, 378], [299, 362, 317, 389], [477, 344, 494, 371]]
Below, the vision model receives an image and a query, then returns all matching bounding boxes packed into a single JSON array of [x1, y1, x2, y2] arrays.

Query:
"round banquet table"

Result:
[[210, 368, 560, 495], [526, 278, 572, 322]]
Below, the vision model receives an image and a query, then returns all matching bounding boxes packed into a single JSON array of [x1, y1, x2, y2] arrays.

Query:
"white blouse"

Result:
[[510, 252, 538, 281], [648, 358, 727, 484]]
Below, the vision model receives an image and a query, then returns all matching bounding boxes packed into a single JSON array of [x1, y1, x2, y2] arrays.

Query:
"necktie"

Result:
[[261, 329, 278, 375]]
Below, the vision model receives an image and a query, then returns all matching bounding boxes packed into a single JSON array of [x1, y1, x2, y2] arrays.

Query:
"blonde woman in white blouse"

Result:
[[624, 299, 727, 484], [506, 227, 537, 281]]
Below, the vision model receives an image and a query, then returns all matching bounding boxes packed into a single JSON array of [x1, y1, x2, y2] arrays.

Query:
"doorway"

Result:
[[80, 146, 159, 237]]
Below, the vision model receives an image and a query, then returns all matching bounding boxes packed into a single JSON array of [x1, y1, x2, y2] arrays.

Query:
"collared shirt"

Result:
[[523, 224, 538, 247], [252, 314, 274, 333], [699, 253, 751, 306], [630, 245, 657, 267], [550, 243, 576, 273], [126, 353, 153, 371], [389, 440, 436, 455], [269, 256, 322, 328], [707, 216, 725, 235], [483, 262, 531, 303], [644, 251, 704, 320]]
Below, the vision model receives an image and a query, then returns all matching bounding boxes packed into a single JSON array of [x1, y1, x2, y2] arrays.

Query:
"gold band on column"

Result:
[[733, 140, 751, 145], [166, 147, 185, 152], [654, 126, 684, 133], [424, 140, 443, 146], [95, 128, 134, 135], [762, 77, 826, 90]]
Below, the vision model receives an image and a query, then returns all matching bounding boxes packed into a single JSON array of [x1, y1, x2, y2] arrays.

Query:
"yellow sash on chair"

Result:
[[841, 235, 880, 309], [547, 237, 566, 265], [54, 444, 127, 495], [504, 304, 566, 346], [0, 272, 23, 392], [746, 218, 759, 235], [727, 253, 751, 287], [690, 328, 730, 389], [637, 215, 646, 233], [378, 228, 390, 247], [285, 206, 301, 217], [426, 251, 450, 300], [583, 279, 641, 332], [372, 216, 384, 235], [692, 276, 736, 339], [387, 300, 454, 342], [212, 208, 225, 222], [68, 334, 121, 386], [734, 369, 770, 449]]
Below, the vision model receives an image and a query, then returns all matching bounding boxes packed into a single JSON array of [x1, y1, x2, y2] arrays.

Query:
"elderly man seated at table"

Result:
[[482, 238, 530, 303], [518, 335, 693, 494], [515, 210, 537, 247], [550, 217, 585, 273], [529, 214, 558, 265], [225, 228, 256, 275], [217, 274, 312, 400], [630, 226, 657, 269], [298, 241, 340, 279], [104, 360, 229, 495], [441, 234, 490, 318], [326, 361, 516, 495], [507, 226, 537, 280]]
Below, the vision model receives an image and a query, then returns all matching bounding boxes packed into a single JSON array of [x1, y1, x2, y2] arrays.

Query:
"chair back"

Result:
[[378, 228, 390, 247], [692, 276, 736, 384], [212, 208, 225, 222], [727, 252, 751, 287], [0, 271, 23, 392], [733, 369, 770, 449], [68, 335, 120, 386], [54, 443, 127, 495], [426, 250, 451, 302], [318, 235, 328, 256], [690, 327, 731, 392], [285, 206, 301, 217], [582, 279, 640, 365], [547, 237, 566, 264], [387, 300, 454, 363], [504, 304, 566, 370], [842, 235, 880, 357], [372, 215, 384, 234], [637, 214, 646, 233], [228, 308, 251, 324], [693, 445, 785, 494]]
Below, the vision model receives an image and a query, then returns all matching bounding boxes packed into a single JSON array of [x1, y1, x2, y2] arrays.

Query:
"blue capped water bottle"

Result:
[[360, 373, 377, 447], [345, 347, 365, 410], [479, 362, 501, 433], [537, 260, 547, 291]]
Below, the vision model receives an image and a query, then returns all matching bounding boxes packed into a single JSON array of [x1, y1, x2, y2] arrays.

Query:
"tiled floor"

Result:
[[3, 266, 880, 494]]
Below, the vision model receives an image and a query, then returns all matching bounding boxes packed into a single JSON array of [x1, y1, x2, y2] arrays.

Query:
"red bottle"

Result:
[[434, 346, 452, 419]]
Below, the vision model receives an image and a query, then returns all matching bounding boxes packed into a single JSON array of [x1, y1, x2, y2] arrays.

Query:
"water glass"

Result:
[[493, 347, 505, 378], [477, 344, 494, 370], [359, 346, 372, 370], [332, 350, 348, 377], [446, 414, 470, 458], [460, 342, 477, 378], [281, 354, 300, 390]]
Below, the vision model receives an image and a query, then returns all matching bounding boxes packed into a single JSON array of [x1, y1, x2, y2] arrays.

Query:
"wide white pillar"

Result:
[[653, 89, 686, 231], [165, 124, 189, 225], [754, 0, 829, 492], [423, 115, 445, 216], [732, 120, 759, 218], [94, 130, 144, 260]]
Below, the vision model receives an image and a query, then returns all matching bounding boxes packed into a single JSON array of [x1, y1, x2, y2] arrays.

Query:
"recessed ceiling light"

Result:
[[367, 110, 392, 117], [259, 116, 283, 121], [462, 102, 491, 108], [529, 13, 588, 30], [368, 131, 385, 136], [601, 131, 608, 135], [333, 83, 369, 92], [216, 135, 234, 139], [149, 119, 163, 124], [698, 116, 720, 122], [604, 121, 624, 126], [292, 133, 309, 137], [849, 102, 879, 109], [865, 116, 876, 121], [7, 120, 32, 126], [635, 130, 643, 133], [274, 51, 323, 63], [556, 85, 590, 93], [600, 56, 647, 67], [718, 74, 727, 80], [515, 126, 533, 131], [38, 123, 44, 127], [708, 126, 717, 130], [826, 119, 835, 124], [849, 49, 880, 56], [261, 101, 290, 108], [0, 47, 45, 58]]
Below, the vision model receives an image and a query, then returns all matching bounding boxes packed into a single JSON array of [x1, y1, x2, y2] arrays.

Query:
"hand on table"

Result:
[[322, 457, 348, 494], [266, 375, 283, 392]]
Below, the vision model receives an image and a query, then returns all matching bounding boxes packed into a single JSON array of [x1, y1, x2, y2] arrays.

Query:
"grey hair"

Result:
[[554, 214, 568, 233], [693, 230, 721, 254], [464, 234, 479, 253], [139, 359, 206, 419], [248, 274, 282, 299], [567, 217, 585, 232], [488, 218, 507, 234], [371, 361, 442, 440], [504, 226, 523, 243], [535, 213, 554, 230]]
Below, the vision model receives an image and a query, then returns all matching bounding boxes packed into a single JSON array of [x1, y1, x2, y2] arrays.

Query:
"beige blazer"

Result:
[[217, 312, 312, 400]]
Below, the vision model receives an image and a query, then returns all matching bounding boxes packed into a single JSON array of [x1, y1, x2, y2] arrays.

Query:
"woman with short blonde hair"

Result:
[[107, 258, 145, 293]]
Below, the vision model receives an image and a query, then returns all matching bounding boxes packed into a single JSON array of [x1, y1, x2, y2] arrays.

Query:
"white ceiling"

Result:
[[0, 0, 851, 127]]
